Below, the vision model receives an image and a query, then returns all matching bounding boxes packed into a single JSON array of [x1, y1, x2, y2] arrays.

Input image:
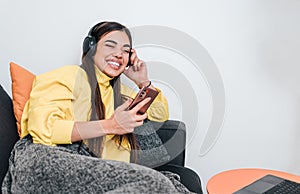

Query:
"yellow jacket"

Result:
[[21, 65, 169, 162]]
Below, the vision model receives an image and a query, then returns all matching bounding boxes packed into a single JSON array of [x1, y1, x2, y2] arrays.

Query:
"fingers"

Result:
[[135, 113, 148, 121], [131, 97, 151, 113], [118, 98, 133, 111], [132, 59, 145, 71], [128, 49, 145, 71]]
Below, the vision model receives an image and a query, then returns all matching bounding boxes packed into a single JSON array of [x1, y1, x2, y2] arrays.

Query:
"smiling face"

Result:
[[93, 30, 131, 77]]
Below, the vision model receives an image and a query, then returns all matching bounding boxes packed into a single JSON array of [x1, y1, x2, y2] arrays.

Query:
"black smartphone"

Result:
[[126, 49, 133, 69], [126, 86, 159, 114]]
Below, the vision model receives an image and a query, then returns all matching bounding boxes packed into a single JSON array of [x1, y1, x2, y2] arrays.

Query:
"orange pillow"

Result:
[[10, 62, 35, 136]]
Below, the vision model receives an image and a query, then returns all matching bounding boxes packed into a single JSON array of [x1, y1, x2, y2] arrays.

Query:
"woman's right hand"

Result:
[[72, 98, 151, 142], [108, 97, 151, 135]]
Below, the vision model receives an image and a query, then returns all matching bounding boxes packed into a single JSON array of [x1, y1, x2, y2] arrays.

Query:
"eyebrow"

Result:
[[104, 40, 131, 48]]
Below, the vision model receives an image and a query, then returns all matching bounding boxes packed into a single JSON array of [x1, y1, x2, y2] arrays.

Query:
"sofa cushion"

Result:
[[0, 85, 19, 185], [10, 62, 35, 136]]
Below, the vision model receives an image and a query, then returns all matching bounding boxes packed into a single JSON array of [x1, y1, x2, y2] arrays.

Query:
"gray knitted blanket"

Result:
[[2, 134, 193, 193]]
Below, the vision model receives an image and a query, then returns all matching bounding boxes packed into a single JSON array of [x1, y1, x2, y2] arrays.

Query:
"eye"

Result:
[[104, 44, 115, 48], [123, 49, 131, 54]]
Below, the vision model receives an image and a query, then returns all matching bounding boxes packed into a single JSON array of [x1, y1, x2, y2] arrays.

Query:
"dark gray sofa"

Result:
[[0, 85, 202, 193]]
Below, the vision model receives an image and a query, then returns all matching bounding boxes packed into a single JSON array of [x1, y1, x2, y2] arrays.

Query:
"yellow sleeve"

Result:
[[21, 66, 91, 145], [121, 84, 169, 122]]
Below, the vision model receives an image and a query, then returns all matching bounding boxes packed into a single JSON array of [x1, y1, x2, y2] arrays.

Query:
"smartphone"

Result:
[[126, 49, 133, 69], [126, 86, 159, 114]]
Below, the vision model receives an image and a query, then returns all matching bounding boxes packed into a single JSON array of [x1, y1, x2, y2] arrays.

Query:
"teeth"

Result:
[[108, 61, 120, 67]]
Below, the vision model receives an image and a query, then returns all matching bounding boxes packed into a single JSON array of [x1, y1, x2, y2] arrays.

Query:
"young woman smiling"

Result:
[[2, 21, 193, 194]]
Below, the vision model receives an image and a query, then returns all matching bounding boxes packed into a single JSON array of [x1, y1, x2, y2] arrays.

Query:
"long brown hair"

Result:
[[81, 21, 139, 162]]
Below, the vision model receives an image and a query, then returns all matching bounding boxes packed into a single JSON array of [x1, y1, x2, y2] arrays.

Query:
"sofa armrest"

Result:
[[0, 85, 19, 185], [155, 164, 203, 194], [151, 120, 203, 193], [151, 120, 186, 167]]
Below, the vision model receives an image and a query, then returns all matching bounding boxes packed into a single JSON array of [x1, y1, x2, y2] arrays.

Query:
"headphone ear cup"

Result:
[[83, 35, 96, 55]]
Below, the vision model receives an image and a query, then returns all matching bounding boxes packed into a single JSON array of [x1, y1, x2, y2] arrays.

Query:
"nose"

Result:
[[112, 50, 122, 58]]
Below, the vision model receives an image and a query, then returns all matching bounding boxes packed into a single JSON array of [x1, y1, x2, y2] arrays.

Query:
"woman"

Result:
[[2, 21, 192, 193]]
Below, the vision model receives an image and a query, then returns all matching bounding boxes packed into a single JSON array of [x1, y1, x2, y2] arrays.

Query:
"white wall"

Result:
[[1, 0, 300, 193]]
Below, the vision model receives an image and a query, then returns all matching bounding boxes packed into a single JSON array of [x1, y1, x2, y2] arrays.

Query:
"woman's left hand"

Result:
[[123, 49, 149, 87]]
